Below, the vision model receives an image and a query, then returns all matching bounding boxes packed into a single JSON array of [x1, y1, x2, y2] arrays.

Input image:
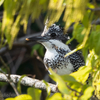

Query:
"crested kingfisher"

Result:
[[26, 24, 84, 75]]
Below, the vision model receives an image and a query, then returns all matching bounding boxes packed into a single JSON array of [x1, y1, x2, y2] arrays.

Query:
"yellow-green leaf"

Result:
[[61, 74, 78, 83], [15, 94, 32, 100], [27, 87, 41, 100], [47, 93, 63, 100], [43, 80, 51, 97], [70, 66, 91, 83], [17, 75, 26, 94], [81, 86, 94, 100], [5, 98, 14, 100], [5, 94, 32, 100], [49, 68, 69, 94]]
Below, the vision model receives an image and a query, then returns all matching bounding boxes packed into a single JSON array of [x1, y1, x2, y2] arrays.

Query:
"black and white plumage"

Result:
[[26, 24, 84, 75]]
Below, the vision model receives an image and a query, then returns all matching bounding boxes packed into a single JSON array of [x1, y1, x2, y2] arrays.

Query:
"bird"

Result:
[[26, 24, 85, 75]]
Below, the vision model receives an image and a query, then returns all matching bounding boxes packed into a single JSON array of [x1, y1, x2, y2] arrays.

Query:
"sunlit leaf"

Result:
[[15, 94, 32, 100], [0, 0, 4, 6], [5, 94, 32, 100], [71, 66, 91, 83], [81, 87, 94, 100], [5, 98, 14, 100], [27, 87, 41, 100], [47, 93, 63, 100], [49, 68, 69, 94]]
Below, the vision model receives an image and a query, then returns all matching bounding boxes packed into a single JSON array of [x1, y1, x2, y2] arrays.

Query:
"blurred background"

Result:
[[0, 0, 100, 100]]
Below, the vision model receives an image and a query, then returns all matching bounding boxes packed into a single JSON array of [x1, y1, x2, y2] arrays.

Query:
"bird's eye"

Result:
[[50, 33, 56, 37]]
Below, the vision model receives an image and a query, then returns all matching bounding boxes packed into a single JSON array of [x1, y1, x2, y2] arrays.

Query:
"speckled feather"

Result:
[[69, 51, 85, 71]]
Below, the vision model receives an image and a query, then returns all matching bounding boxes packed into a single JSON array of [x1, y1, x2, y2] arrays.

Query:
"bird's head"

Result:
[[26, 24, 70, 50]]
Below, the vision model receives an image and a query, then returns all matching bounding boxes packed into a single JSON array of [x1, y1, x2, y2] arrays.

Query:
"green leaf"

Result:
[[15, 94, 32, 100], [5, 94, 32, 100], [27, 87, 41, 100], [81, 86, 94, 100], [31, 44, 41, 56], [61, 74, 78, 83], [39, 0, 47, 4], [73, 24, 85, 43], [49, 68, 69, 94], [38, 45, 44, 57], [42, 80, 51, 98], [70, 66, 91, 83], [82, 11, 90, 28], [47, 93, 63, 100], [31, 44, 44, 57], [87, 25, 100, 55], [17, 75, 26, 94], [5, 98, 14, 100]]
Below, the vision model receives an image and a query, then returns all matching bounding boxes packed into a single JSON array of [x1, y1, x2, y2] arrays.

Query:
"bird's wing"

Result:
[[69, 51, 85, 72]]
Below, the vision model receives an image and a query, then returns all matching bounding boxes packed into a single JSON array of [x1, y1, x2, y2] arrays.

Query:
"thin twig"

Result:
[[0, 57, 19, 95], [34, 50, 43, 63], [7, 80, 19, 96], [0, 56, 10, 78], [66, 84, 83, 96]]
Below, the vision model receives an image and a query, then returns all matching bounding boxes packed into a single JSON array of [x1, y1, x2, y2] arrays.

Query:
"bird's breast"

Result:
[[44, 50, 74, 75]]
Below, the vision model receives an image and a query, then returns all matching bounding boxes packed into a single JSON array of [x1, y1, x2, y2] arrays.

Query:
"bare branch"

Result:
[[86, 7, 100, 11], [0, 73, 58, 93]]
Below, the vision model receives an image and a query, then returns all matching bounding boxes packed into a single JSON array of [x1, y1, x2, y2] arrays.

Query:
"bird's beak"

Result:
[[26, 35, 49, 42]]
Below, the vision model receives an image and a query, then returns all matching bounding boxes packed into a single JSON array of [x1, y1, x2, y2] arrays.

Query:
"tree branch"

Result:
[[0, 73, 58, 93], [86, 7, 100, 11]]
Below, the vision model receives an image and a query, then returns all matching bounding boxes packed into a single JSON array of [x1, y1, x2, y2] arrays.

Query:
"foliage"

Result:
[[1, 0, 49, 48], [49, 68, 94, 100], [31, 44, 44, 57], [0, 0, 100, 100], [5, 87, 41, 100], [5, 94, 32, 100]]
